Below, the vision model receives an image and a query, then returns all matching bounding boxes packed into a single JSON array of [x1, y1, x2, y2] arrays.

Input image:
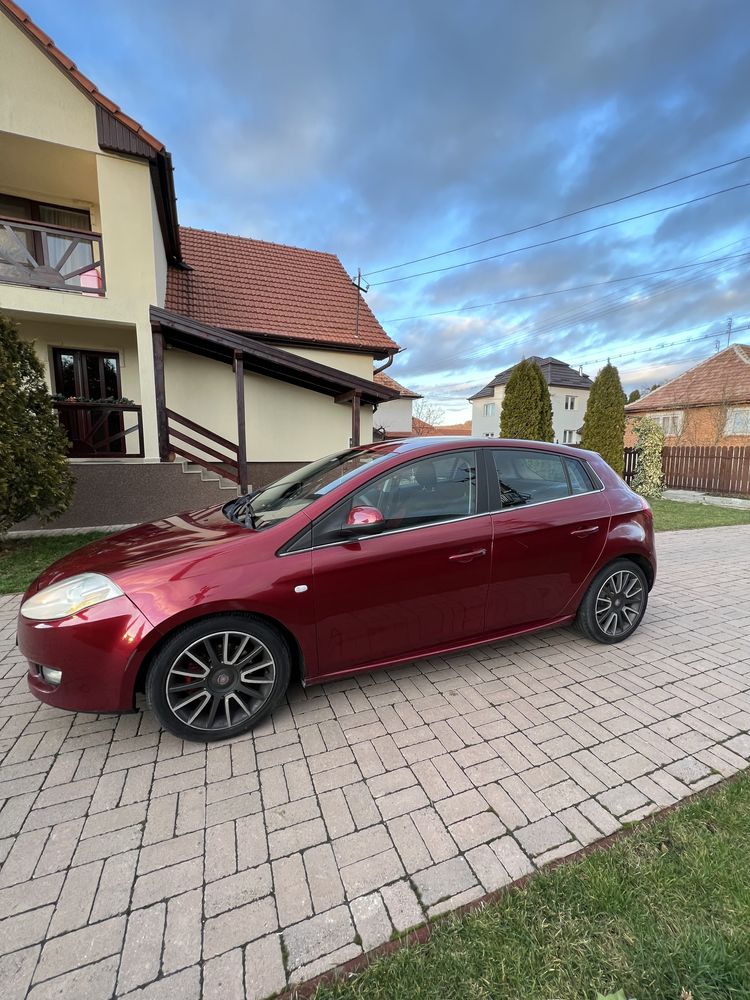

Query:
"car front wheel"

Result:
[[576, 559, 649, 644], [146, 614, 291, 741]]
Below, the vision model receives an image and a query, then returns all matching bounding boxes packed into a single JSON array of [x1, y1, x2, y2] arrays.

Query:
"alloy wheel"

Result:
[[594, 569, 644, 638], [165, 630, 276, 732]]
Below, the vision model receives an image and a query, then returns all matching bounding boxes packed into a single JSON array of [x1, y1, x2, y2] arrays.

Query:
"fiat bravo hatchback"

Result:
[[18, 438, 656, 742]]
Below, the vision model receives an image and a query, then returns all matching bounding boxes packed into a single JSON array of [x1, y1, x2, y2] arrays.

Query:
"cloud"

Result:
[[23, 0, 750, 419]]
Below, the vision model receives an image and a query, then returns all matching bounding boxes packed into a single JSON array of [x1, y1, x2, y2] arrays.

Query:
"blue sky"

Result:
[[23, 0, 750, 418]]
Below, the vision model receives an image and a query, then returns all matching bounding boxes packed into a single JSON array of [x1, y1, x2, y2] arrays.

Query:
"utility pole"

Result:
[[353, 267, 368, 342], [726, 315, 733, 348]]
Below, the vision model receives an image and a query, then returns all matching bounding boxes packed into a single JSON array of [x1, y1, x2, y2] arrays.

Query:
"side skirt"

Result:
[[305, 614, 577, 687]]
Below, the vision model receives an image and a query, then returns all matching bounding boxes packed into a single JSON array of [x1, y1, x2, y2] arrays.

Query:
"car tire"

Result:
[[146, 614, 291, 742], [575, 558, 649, 644]]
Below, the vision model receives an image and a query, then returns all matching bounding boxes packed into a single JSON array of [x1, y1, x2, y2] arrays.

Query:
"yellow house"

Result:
[[0, 0, 400, 529]]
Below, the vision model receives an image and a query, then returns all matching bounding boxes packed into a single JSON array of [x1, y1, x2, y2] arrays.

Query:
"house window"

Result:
[[647, 411, 684, 436], [562, 430, 574, 443], [725, 407, 750, 435], [483, 402, 496, 417], [564, 395, 576, 410]]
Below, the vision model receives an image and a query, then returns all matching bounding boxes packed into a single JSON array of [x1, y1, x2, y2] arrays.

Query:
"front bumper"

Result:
[[18, 594, 154, 713]]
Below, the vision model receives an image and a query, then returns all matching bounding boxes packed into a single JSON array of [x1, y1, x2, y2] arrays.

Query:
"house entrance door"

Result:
[[52, 348, 125, 456]]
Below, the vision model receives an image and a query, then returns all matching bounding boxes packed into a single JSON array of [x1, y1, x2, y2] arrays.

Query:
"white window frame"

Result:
[[482, 402, 496, 417], [564, 395, 576, 411], [724, 407, 750, 436], [562, 429, 574, 443], [647, 411, 683, 436]]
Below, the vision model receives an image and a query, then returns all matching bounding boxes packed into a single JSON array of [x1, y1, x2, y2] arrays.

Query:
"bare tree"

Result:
[[412, 398, 446, 434]]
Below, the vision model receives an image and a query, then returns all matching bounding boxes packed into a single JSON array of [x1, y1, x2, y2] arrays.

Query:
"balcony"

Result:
[[54, 401, 144, 458], [0, 216, 105, 295]]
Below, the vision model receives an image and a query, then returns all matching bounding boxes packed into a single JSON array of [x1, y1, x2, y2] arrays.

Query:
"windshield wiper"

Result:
[[223, 495, 256, 528]]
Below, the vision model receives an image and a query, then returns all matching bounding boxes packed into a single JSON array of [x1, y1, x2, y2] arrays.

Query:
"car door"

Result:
[[485, 447, 610, 632], [310, 450, 492, 676]]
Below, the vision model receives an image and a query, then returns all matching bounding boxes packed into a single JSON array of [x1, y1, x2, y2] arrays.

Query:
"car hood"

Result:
[[31, 505, 250, 595]]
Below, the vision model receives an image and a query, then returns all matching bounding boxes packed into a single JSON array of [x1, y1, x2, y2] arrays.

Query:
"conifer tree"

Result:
[[0, 315, 74, 532], [580, 361, 626, 473], [499, 359, 554, 442]]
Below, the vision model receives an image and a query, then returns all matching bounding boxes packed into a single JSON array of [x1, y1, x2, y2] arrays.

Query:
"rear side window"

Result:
[[565, 457, 596, 495], [491, 449, 597, 508]]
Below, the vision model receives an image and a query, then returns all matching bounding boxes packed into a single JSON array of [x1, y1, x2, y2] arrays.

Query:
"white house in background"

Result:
[[469, 355, 593, 443], [373, 372, 421, 437]]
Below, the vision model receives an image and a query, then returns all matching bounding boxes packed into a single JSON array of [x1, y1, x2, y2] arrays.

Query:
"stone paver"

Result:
[[1, 527, 750, 996]]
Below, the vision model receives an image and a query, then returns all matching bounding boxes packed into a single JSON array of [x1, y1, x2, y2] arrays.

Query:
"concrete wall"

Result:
[[0, 19, 98, 151], [17, 316, 141, 402], [375, 396, 413, 434], [164, 347, 373, 465], [550, 387, 589, 444], [12, 462, 237, 531], [471, 396, 500, 437]]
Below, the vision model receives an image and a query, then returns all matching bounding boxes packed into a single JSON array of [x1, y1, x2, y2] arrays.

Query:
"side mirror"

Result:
[[340, 505, 385, 537]]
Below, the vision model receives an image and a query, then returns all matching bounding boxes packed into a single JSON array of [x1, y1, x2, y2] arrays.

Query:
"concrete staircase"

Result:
[[179, 461, 242, 499]]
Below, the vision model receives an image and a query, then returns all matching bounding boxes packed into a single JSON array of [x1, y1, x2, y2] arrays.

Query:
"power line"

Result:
[[369, 182, 750, 287], [363, 153, 750, 278], [382, 249, 750, 324], [459, 249, 748, 365]]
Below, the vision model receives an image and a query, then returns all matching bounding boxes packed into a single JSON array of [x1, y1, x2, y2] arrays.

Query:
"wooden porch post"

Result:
[[234, 350, 249, 494], [151, 324, 169, 461], [351, 391, 361, 447]]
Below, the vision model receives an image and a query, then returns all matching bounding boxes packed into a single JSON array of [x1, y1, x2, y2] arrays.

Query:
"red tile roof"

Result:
[[0, 0, 165, 153], [626, 344, 750, 412], [424, 420, 473, 436], [167, 228, 399, 358], [374, 371, 421, 398]]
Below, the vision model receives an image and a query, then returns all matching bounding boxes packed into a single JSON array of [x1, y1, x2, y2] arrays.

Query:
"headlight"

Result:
[[21, 573, 124, 621]]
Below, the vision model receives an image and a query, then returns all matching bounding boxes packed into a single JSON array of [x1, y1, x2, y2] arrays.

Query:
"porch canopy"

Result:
[[150, 306, 399, 491]]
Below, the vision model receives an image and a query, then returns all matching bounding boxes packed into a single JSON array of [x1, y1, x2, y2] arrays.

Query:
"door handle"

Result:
[[448, 548, 487, 563], [571, 525, 600, 537]]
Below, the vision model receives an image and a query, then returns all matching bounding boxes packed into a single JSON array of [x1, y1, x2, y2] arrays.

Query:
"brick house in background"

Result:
[[625, 344, 750, 446], [470, 356, 592, 443]]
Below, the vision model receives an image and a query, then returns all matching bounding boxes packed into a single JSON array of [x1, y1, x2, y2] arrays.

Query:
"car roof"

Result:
[[362, 436, 599, 461]]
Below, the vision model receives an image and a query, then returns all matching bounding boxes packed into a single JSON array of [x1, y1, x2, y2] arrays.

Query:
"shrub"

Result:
[[0, 315, 74, 533], [500, 359, 554, 441], [581, 362, 626, 472], [631, 417, 665, 499]]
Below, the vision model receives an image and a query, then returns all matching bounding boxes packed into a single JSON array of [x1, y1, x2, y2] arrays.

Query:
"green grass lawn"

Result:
[[314, 773, 750, 1000], [650, 498, 750, 532], [0, 532, 110, 594]]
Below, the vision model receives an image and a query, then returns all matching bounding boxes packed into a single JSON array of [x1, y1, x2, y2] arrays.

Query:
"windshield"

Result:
[[223, 445, 399, 529]]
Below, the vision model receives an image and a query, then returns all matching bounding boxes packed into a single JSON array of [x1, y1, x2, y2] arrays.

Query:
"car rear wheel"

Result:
[[146, 614, 291, 741], [576, 559, 648, 644]]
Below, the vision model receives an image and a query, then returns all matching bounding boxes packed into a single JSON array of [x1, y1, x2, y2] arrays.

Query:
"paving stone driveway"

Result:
[[2, 526, 750, 999]]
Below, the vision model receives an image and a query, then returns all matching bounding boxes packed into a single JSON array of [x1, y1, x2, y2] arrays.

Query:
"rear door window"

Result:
[[491, 449, 570, 508]]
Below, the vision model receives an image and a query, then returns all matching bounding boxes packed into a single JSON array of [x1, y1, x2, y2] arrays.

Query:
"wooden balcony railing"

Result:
[[166, 408, 244, 487], [0, 216, 105, 295], [54, 401, 144, 458]]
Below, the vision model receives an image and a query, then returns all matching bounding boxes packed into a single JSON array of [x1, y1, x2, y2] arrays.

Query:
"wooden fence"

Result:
[[622, 445, 750, 497]]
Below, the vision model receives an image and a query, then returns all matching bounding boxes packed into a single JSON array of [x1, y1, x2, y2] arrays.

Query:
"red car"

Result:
[[18, 438, 655, 742]]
